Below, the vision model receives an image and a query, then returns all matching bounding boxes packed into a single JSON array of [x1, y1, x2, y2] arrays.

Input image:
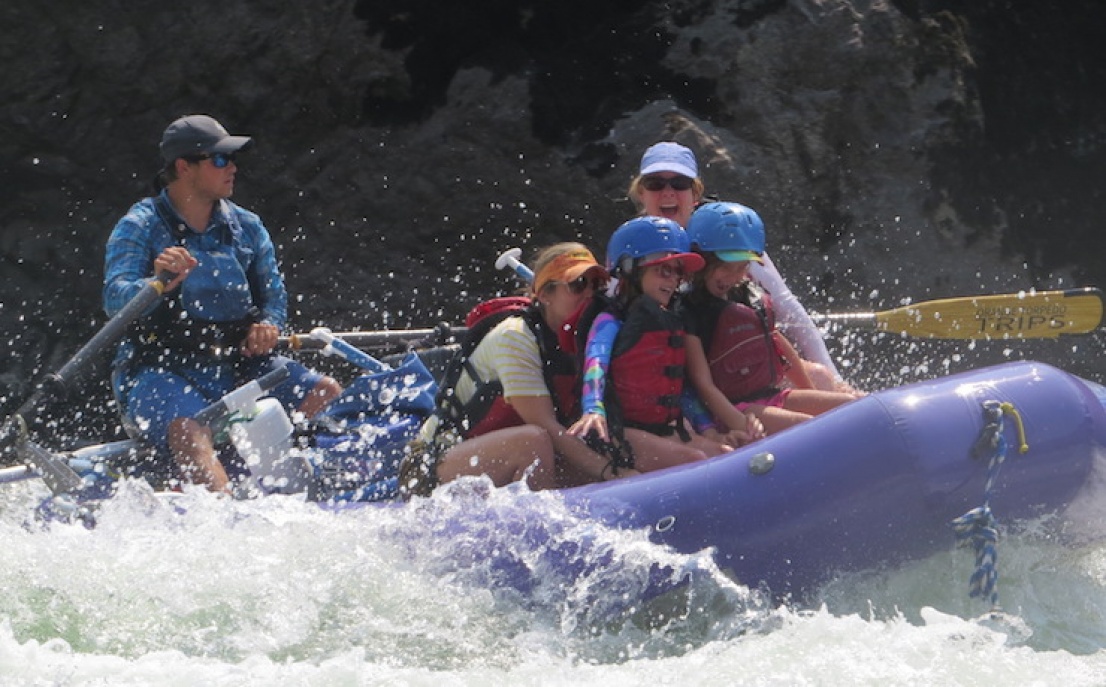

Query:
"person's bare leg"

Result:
[[167, 417, 229, 492], [747, 405, 812, 435], [783, 389, 855, 417], [681, 430, 730, 457], [436, 425, 557, 490], [296, 377, 343, 418], [624, 428, 707, 472]]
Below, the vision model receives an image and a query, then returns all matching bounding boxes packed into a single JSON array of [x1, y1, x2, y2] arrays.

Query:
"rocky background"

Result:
[[3, 0, 1106, 446]]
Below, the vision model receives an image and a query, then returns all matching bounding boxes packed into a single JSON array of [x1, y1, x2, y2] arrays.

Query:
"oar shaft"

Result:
[[0, 464, 39, 485], [495, 247, 534, 283], [52, 279, 168, 391], [283, 289, 1103, 357], [282, 325, 465, 352], [194, 366, 291, 427], [11, 278, 167, 422], [2, 276, 170, 463], [307, 328, 389, 373]]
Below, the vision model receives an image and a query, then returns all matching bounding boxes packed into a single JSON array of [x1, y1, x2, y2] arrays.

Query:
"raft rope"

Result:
[[950, 400, 1029, 610]]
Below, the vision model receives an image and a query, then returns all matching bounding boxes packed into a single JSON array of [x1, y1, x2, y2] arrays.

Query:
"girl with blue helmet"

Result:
[[683, 202, 861, 439], [565, 216, 751, 473], [629, 141, 847, 391]]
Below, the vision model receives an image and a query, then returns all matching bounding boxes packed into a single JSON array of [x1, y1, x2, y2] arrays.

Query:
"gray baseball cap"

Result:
[[160, 114, 253, 162]]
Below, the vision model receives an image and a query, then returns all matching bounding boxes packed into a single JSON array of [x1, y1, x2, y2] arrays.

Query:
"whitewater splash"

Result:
[[3, 477, 1106, 684], [0, 477, 767, 662]]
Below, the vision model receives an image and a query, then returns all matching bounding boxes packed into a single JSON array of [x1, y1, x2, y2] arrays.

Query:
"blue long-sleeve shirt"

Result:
[[103, 191, 289, 375], [103, 191, 287, 328]]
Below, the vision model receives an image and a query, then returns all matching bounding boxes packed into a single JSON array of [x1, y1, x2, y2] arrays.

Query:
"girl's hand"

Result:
[[567, 412, 609, 442], [721, 416, 765, 447], [722, 429, 757, 447], [743, 415, 766, 440]]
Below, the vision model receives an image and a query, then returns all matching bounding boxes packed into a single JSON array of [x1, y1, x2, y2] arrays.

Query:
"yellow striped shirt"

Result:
[[455, 316, 549, 403]]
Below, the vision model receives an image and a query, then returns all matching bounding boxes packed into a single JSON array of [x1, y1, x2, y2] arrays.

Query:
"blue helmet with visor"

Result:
[[606, 216, 705, 277], [686, 202, 766, 263]]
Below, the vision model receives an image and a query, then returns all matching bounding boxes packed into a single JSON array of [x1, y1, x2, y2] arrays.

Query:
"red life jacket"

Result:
[[463, 349, 578, 438], [558, 294, 603, 357], [698, 283, 787, 402], [436, 299, 579, 439], [608, 297, 686, 431]]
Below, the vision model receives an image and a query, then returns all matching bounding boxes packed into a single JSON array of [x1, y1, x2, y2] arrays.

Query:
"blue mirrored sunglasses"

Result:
[[185, 152, 237, 168]]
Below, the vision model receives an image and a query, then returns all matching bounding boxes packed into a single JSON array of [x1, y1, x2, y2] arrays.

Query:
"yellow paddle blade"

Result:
[[827, 288, 1104, 340]]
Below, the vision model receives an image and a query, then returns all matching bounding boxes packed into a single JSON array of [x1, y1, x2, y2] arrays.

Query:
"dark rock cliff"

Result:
[[3, 0, 1105, 443]]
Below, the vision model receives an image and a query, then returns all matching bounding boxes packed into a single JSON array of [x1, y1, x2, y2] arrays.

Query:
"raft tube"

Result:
[[343, 360, 1106, 602]]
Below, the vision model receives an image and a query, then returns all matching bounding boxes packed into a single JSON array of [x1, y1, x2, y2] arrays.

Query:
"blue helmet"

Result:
[[686, 202, 766, 263], [606, 216, 703, 277]]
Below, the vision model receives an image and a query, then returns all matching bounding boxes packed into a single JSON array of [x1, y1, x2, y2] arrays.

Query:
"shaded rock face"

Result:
[[2, 0, 1105, 443]]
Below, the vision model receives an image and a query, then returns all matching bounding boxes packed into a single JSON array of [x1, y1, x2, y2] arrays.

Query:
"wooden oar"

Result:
[[281, 288, 1104, 351], [820, 287, 1104, 340]]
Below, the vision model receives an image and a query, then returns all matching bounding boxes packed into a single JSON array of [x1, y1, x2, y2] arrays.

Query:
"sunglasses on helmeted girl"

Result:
[[641, 175, 694, 192], [650, 263, 686, 280], [184, 152, 237, 168]]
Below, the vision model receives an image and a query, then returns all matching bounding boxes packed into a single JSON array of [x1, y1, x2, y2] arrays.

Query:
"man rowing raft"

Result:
[[103, 115, 341, 493]]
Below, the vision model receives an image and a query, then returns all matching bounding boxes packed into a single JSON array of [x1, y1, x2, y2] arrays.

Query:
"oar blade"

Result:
[[872, 288, 1104, 340], [19, 441, 83, 495]]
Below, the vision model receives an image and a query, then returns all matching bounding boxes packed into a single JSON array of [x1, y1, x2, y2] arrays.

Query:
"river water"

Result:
[[2, 468, 1105, 686], [3, 328, 1106, 685]]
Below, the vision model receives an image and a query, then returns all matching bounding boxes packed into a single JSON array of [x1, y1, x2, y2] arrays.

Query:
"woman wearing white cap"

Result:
[[628, 141, 850, 392]]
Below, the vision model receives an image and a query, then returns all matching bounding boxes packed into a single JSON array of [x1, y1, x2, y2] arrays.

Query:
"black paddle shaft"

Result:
[[0, 276, 170, 461]]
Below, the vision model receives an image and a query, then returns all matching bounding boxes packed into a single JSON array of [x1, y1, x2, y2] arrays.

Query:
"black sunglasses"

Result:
[[558, 275, 601, 294], [641, 175, 694, 192], [184, 152, 237, 169]]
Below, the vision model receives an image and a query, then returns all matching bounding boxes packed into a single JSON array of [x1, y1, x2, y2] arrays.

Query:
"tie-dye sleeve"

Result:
[[580, 311, 621, 417]]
